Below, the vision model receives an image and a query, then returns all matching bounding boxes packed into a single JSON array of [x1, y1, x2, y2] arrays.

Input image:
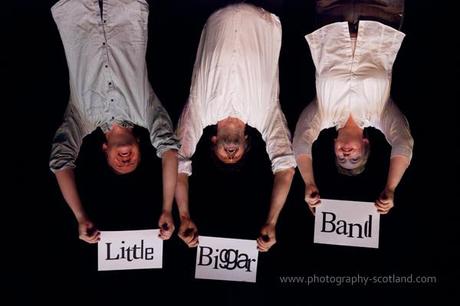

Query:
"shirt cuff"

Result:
[[271, 155, 297, 174], [156, 143, 181, 158], [49, 162, 76, 174], [391, 146, 413, 162], [293, 142, 312, 159], [178, 159, 192, 176]]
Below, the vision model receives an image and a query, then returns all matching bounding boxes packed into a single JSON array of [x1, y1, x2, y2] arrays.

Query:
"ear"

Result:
[[211, 136, 217, 144], [102, 143, 108, 152]]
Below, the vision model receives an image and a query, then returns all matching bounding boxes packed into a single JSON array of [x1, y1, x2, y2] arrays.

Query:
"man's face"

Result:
[[103, 139, 141, 174], [212, 124, 247, 164], [334, 137, 368, 170]]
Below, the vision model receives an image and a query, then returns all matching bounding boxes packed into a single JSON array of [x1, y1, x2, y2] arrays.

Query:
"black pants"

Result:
[[315, 0, 405, 31]]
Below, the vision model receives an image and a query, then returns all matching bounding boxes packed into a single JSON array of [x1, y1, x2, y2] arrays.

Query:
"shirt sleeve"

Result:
[[379, 98, 414, 161], [147, 92, 181, 158], [293, 99, 323, 158], [49, 101, 90, 172], [176, 97, 203, 176]]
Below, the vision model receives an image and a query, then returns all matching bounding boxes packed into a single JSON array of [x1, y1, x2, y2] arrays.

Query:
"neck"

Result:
[[338, 116, 363, 139], [217, 117, 245, 131], [105, 124, 133, 142]]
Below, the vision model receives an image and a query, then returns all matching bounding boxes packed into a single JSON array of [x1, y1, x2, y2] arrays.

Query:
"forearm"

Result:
[[175, 173, 191, 220], [296, 154, 316, 186], [161, 150, 178, 213], [266, 168, 295, 225], [386, 155, 410, 191], [54, 168, 88, 222]]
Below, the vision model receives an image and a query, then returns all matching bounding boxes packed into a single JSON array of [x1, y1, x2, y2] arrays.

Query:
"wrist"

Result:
[[75, 213, 89, 224], [265, 217, 277, 226], [179, 213, 191, 221], [384, 186, 396, 193], [161, 208, 172, 215]]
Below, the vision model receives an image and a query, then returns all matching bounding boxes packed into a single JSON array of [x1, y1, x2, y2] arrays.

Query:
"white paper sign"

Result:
[[98, 229, 163, 271], [195, 236, 259, 283], [314, 199, 380, 248]]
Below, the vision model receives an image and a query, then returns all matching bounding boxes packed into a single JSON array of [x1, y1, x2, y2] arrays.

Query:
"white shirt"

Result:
[[49, 0, 179, 171], [293, 21, 413, 160], [177, 3, 296, 175]]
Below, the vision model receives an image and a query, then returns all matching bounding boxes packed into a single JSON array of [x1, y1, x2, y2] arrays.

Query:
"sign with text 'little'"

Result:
[[314, 199, 380, 248], [195, 236, 259, 283], [98, 229, 163, 271]]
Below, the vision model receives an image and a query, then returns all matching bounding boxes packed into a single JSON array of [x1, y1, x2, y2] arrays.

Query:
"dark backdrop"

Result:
[[7, 0, 456, 305]]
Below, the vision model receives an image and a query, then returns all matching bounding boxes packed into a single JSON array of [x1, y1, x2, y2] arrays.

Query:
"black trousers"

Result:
[[315, 0, 405, 31]]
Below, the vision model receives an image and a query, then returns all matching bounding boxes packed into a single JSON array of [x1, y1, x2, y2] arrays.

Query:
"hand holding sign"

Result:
[[178, 217, 199, 248], [375, 188, 395, 214], [257, 223, 276, 252], [304, 183, 321, 215], [158, 211, 175, 240], [78, 218, 100, 244]]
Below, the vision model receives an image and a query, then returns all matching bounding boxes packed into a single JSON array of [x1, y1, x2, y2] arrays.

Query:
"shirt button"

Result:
[[104, 20, 107, 23], [108, 82, 112, 86], [112, 116, 114, 120], [111, 99, 114, 102], [105, 65, 108, 68], [102, 42, 106, 46]]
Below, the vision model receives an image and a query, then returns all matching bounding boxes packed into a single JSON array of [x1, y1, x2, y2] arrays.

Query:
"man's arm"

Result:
[[257, 168, 295, 252], [175, 173, 198, 247], [375, 155, 410, 214], [293, 101, 323, 215], [377, 98, 414, 214], [51, 102, 96, 243], [55, 168, 99, 243], [158, 149, 178, 240], [296, 154, 321, 215], [258, 99, 297, 251]]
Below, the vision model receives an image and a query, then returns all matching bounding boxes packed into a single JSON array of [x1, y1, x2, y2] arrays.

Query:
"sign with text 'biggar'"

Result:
[[314, 199, 380, 248], [195, 236, 259, 283], [98, 229, 163, 271]]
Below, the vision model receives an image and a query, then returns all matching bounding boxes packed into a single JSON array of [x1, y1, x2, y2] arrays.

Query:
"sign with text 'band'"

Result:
[[314, 199, 380, 248], [98, 229, 163, 271], [195, 236, 259, 283]]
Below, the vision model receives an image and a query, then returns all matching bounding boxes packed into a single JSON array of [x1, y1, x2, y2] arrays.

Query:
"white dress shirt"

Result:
[[176, 3, 296, 175], [49, 0, 179, 172], [293, 21, 413, 160]]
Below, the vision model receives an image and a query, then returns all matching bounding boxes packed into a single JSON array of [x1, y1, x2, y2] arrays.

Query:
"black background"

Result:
[[7, 0, 457, 305]]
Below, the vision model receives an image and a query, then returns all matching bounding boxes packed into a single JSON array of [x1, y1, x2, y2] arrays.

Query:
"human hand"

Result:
[[305, 183, 321, 215], [178, 217, 198, 248], [257, 223, 276, 252], [158, 211, 175, 240], [78, 219, 100, 244], [375, 188, 395, 214]]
